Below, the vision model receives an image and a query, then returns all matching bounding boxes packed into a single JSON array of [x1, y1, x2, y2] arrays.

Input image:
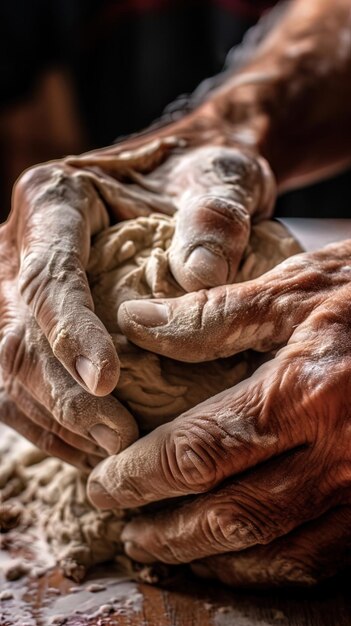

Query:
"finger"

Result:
[[191, 506, 351, 587], [120, 448, 333, 564], [1, 324, 139, 454], [167, 147, 275, 291], [118, 251, 328, 361], [0, 387, 100, 472], [87, 356, 305, 508], [169, 195, 250, 291], [6, 376, 106, 458], [14, 163, 119, 396]]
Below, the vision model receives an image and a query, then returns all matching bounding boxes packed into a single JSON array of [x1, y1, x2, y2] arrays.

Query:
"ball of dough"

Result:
[[88, 214, 302, 431]]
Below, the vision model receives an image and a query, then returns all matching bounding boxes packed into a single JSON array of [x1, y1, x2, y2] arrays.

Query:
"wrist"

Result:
[[198, 3, 351, 191]]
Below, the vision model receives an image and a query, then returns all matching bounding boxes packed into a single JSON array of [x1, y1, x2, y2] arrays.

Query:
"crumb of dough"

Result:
[[0, 502, 23, 531], [51, 616, 68, 625], [98, 604, 114, 615], [86, 583, 107, 593], [0, 590, 14, 601], [5, 559, 30, 581]]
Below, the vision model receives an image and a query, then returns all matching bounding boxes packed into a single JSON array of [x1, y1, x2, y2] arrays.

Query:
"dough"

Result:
[[88, 214, 302, 430], [0, 214, 302, 580], [0, 426, 125, 582]]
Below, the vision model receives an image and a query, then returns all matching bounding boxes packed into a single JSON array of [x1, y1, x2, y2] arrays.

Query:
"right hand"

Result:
[[0, 162, 138, 471], [91, 240, 351, 584]]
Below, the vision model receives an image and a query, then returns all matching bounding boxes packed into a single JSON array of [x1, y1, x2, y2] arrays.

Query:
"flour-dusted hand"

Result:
[[65, 136, 276, 293], [0, 164, 139, 463], [0, 127, 272, 463], [88, 241, 351, 582], [163, 145, 275, 291], [0, 98, 277, 462], [3, 0, 351, 478]]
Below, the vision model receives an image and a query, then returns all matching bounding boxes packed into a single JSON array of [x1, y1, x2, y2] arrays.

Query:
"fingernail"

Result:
[[186, 247, 229, 287], [76, 356, 99, 393], [90, 424, 121, 455], [123, 301, 168, 327], [123, 540, 155, 564], [88, 480, 117, 509]]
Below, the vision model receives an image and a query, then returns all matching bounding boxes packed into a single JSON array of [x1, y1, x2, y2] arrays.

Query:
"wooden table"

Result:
[[1, 558, 350, 626]]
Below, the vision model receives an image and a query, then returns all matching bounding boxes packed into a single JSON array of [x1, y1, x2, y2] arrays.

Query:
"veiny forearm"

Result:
[[201, 0, 351, 191]]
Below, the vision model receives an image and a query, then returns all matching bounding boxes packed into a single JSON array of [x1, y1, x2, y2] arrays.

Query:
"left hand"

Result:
[[88, 241, 351, 585]]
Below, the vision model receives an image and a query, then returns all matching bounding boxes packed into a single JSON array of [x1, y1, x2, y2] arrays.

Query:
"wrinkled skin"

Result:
[[0, 129, 274, 467], [2, 0, 351, 587], [88, 242, 351, 585], [86, 0, 351, 585]]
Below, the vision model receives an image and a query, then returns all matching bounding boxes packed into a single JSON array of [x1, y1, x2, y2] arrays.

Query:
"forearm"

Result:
[[67, 0, 351, 194], [14, 0, 351, 228], [200, 0, 351, 191]]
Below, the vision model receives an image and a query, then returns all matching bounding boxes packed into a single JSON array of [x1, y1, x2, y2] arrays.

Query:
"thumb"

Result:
[[118, 253, 320, 362], [167, 146, 275, 291]]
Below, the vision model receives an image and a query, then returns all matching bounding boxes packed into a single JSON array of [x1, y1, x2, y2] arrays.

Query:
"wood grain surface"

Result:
[[1, 559, 350, 626]]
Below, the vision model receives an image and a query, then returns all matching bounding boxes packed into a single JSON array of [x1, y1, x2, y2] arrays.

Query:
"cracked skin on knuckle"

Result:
[[166, 425, 223, 493], [204, 503, 271, 552]]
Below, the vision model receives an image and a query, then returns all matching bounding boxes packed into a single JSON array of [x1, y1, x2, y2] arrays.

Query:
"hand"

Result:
[[66, 127, 276, 292], [0, 108, 275, 462], [0, 164, 138, 469], [191, 506, 351, 587], [153, 142, 275, 291], [88, 241, 351, 584]]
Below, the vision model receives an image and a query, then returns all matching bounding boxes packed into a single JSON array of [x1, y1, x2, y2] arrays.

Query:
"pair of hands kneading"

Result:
[[2, 0, 351, 587], [1, 133, 351, 586], [0, 134, 273, 466]]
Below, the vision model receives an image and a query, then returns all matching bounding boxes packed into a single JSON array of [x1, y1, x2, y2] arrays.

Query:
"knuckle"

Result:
[[149, 539, 187, 565], [19, 244, 84, 308], [15, 163, 56, 200], [164, 424, 220, 493], [51, 387, 91, 432], [205, 487, 284, 551], [197, 196, 251, 236], [205, 504, 269, 550], [16, 162, 79, 208], [213, 148, 256, 179], [213, 149, 262, 198], [19, 249, 89, 344], [113, 475, 146, 504], [198, 147, 276, 218]]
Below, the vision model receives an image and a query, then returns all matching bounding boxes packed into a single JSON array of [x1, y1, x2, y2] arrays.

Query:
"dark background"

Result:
[[1, 0, 350, 222]]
